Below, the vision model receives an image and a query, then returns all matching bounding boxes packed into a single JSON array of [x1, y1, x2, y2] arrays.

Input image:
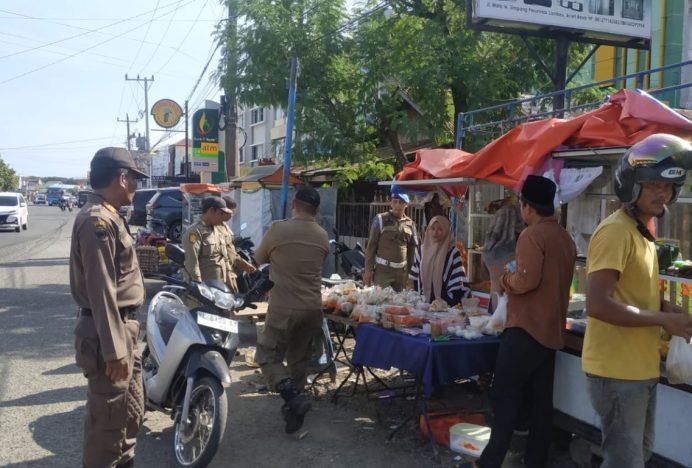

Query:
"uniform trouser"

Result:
[[373, 265, 408, 291], [255, 305, 323, 392], [477, 327, 556, 468], [74, 318, 144, 468]]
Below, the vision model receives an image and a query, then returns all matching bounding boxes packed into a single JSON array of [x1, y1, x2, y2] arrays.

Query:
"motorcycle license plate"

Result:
[[197, 311, 238, 333]]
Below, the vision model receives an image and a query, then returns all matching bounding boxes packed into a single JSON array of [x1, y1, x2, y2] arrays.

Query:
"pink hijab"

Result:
[[421, 216, 453, 302]]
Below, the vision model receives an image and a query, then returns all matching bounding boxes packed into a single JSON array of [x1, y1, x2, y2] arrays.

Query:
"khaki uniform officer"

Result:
[[182, 197, 231, 286], [217, 197, 256, 293], [254, 186, 329, 434], [69, 147, 148, 468], [364, 188, 417, 291]]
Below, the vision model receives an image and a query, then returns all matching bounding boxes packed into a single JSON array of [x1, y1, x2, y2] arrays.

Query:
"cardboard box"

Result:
[[449, 423, 491, 457]]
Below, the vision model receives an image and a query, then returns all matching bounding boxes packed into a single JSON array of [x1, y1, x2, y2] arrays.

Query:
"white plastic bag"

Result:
[[666, 336, 692, 385], [486, 293, 508, 333]]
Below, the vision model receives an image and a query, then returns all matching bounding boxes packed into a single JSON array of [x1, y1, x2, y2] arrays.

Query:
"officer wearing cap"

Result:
[[363, 186, 418, 291], [69, 147, 148, 468], [254, 186, 329, 434], [182, 197, 233, 287]]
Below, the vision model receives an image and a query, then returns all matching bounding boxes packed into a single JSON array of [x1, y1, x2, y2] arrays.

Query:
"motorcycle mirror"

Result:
[[329, 239, 337, 244]]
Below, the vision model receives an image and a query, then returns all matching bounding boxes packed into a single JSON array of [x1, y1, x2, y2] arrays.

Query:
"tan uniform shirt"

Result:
[[182, 221, 228, 282], [255, 214, 329, 310], [69, 193, 145, 361], [364, 211, 418, 272], [217, 223, 238, 280]]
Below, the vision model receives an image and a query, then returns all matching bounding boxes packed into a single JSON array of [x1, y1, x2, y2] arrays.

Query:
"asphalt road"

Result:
[[0, 205, 580, 468], [0, 206, 430, 468]]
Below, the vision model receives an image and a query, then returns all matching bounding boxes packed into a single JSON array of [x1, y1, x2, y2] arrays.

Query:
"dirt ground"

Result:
[[131, 277, 592, 468], [132, 312, 594, 468]]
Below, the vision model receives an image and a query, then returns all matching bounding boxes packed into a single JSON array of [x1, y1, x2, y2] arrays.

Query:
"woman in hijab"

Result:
[[408, 215, 471, 305]]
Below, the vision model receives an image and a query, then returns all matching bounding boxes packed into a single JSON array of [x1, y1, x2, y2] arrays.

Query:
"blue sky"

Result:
[[0, 0, 226, 178]]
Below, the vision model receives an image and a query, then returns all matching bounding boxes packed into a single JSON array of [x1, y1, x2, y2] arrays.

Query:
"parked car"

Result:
[[0, 192, 28, 232], [146, 187, 184, 242], [34, 193, 47, 205], [128, 188, 159, 226]]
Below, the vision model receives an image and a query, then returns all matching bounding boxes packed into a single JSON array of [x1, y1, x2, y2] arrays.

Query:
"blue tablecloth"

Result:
[[351, 324, 501, 397]]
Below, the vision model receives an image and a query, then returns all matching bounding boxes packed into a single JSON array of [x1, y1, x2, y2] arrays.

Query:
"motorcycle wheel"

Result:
[[173, 376, 227, 468]]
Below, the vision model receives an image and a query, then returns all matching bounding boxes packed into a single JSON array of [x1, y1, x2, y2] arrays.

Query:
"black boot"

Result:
[[276, 379, 311, 434]]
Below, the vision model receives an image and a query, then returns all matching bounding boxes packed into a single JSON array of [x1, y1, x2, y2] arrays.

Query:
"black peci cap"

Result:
[[91, 147, 149, 179], [295, 185, 320, 208], [521, 175, 556, 214]]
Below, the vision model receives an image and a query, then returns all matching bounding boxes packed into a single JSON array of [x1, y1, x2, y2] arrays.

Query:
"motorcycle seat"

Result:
[[154, 298, 187, 344]]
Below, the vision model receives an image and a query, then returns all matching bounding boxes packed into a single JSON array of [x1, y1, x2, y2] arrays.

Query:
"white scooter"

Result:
[[143, 243, 273, 467]]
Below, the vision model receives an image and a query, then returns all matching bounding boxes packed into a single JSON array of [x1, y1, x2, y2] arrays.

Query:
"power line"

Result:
[[0, 1, 189, 61], [138, 0, 183, 74], [126, 0, 163, 73], [0, 2, 195, 85], [0, 137, 114, 150], [154, 0, 211, 75]]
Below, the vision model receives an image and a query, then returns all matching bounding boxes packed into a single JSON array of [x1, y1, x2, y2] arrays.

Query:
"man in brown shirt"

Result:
[[476, 175, 576, 468], [254, 186, 329, 434], [70, 147, 148, 468]]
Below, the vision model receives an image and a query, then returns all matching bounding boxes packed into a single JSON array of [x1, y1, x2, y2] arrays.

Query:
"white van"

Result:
[[0, 192, 28, 232]]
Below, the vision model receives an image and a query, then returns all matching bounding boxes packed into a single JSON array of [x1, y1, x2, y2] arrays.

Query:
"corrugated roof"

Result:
[[232, 164, 282, 182]]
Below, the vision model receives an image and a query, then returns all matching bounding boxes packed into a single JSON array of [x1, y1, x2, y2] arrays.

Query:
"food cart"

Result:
[[386, 89, 692, 466]]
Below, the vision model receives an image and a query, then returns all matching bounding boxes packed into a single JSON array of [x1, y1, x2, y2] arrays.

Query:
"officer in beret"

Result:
[[182, 197, 233, 287], [363, 185, 418, 291], [69, 147, 148, 468], [254, 186, 329, 434]]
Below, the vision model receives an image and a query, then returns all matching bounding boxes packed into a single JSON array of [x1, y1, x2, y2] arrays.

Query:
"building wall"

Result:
[[237, 105, 287, 168], [590, 0, 691, 107]]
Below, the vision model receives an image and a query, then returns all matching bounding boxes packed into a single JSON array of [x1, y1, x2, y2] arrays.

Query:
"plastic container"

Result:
[[449, 423, 491, 457]]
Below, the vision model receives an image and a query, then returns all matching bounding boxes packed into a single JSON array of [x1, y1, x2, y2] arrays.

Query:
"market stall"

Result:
[[386, 89, 692, 466]]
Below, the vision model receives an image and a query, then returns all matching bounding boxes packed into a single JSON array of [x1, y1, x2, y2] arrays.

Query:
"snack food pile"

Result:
[[321, 283, 498, 338]]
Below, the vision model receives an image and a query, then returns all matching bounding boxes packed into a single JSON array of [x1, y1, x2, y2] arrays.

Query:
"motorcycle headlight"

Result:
[[196, 282, 214, 301], [212, 289, 236, 310]]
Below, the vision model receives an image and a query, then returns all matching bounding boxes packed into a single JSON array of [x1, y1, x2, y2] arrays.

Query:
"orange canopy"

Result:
[[397, 89, 692, 192]]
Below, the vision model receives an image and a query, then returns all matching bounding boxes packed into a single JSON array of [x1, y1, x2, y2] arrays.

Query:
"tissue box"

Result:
[[449, 423, 491, 457]]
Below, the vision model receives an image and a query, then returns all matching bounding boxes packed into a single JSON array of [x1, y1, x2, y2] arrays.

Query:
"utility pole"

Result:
[[280, 57, 299, 219], [126, 74, 154, 186], [224, 0, 239, 181], [117, 114, 138, 150]]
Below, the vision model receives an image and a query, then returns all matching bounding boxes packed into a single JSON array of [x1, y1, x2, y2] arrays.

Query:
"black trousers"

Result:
[[477, 327, 556, 468]]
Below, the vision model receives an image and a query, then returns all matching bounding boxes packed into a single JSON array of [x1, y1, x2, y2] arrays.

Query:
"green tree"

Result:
[[0, 154, 18, 191], [220, 0, 598, 168]]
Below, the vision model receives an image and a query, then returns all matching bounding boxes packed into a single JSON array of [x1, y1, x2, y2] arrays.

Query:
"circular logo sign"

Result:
[[151, 99, 183, 129]]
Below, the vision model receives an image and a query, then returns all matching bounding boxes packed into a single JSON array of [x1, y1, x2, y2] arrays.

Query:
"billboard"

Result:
[[470, 0, 651, 48], [192, 108, 219, 173]]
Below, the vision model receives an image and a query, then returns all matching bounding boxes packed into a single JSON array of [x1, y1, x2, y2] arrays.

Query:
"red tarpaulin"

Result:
[[396, 89, 692, 192]]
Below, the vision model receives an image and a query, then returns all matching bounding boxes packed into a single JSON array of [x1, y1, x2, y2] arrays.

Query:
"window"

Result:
[[239, 147, 245, 164], [251, 144, 263, 161], [274, 108, 284, 121], [251, 108, 264, 125]]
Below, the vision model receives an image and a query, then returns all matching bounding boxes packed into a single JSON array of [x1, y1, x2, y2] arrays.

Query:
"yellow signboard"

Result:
[[200, 142, 218, 155], [151, 99, 183, 129]]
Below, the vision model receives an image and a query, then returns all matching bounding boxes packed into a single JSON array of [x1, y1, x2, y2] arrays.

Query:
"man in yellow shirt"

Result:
[[584, 134, 692, 468]]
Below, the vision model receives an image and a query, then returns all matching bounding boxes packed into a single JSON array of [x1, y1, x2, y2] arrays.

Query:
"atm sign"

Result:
[[200, 142, 218, 155]]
